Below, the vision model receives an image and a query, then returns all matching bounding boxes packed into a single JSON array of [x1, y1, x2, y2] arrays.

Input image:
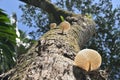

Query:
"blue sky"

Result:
[[0, 0, 119, 34]]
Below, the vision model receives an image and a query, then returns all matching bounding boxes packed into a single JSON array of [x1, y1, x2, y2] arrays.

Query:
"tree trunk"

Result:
[[0, 15, 97, 80]]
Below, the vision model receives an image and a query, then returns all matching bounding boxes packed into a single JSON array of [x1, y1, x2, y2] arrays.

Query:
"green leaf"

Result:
[[60, 16, 64, 22], [0, 9, 17, 73]]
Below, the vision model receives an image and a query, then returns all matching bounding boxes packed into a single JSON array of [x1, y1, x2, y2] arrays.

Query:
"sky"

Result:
[[0, 0, 35, 34], [0, 0, 120, 35]]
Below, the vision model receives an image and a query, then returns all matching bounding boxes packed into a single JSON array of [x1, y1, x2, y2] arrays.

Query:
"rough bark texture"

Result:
[[0, 0, 109, 80]]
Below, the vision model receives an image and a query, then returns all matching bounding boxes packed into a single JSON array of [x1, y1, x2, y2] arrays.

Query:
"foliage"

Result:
[[60, 16, 65, 22], [0, 9, 35, 74], [20, 0, 120, 79], [19, 5, 49, 39], [16, 30, 36, 58], [0, 9, 17, 74], [0, 9, 36, 74]]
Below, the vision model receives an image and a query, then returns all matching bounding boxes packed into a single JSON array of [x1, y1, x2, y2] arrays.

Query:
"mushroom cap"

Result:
[[50, 23, 57, 29], [74, 49, 102, 71], [59, 21, 71, 32]]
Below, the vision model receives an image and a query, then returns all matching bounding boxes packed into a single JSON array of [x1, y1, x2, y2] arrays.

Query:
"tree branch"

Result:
[[19, 0, 75, 23]]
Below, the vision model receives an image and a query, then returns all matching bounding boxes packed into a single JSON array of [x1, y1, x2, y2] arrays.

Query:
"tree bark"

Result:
[[0, 0, 109, 80], [0, 15, 96, 80]]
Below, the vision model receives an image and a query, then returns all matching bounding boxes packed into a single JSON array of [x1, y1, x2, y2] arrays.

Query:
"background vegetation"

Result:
[[0, 9, 34, 74], [0, 9, 17, 73]]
